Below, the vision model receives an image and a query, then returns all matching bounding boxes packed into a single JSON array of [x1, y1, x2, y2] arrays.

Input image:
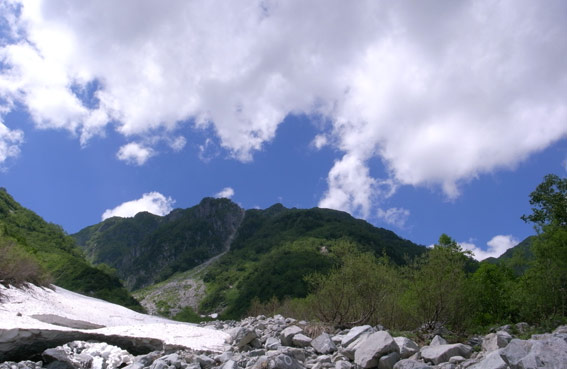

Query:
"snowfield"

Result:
[[0, 284, 230, 353]]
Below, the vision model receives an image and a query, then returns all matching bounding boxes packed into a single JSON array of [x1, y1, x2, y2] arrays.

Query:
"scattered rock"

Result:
[[341, 326, 373, 347], [392, 359, 432, 369], [311, 333, 337, 354], [292, 334, 312, 348], [280, 326, 303, 347], [429, 336, 447, 346], [354, 331, 399, 368], [393, 338, 418, 359], [481, 331, 512, 353], [420, 344, 472, 365]]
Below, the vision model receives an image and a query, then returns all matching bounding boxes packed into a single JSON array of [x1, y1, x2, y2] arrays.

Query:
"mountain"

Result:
[[0, 188, 141, 311], [74, 200, 426, 319], [197, 204, 427, 318], [73, 198, 245, 290], [484, 236, 534, 275]]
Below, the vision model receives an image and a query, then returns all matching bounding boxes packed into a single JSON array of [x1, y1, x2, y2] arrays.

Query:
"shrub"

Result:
[[0, 238, 52, 290]]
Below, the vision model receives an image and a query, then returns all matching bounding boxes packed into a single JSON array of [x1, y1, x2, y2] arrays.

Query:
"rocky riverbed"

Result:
[[2, 314, 566, 369]]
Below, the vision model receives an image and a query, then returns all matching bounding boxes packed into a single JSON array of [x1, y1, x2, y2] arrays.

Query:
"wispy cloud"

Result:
[[102, 192, 175, 220], [377, 207, 410, 229], [0, 122, 24, 168]]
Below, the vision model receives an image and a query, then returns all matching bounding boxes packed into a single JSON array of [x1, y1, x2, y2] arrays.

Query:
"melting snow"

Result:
[[0, 284, 230, 352]]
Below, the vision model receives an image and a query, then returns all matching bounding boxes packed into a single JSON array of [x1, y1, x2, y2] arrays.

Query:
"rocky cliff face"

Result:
[[73, 198, 245, 290]]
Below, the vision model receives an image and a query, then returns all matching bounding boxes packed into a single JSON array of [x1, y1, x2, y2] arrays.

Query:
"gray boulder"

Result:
[[267, 354, 303, 369], [481, 331, 512, 352], [378, 351, 400, 369], [394, 337, 419, 359], [335, 360, 353, 369], [312, 333, 337, 354], [501, 335, 567, 369], [392, 359, 432, 369], [265, 336, 281, 350], [341, 326, 374, 347], [280, 326, 303, 346], [292, 333, 312, 348], [429, 335, 447, 346], [354, 331, 399, 368], [420, 343, 472, 365], [468, 350, 508, 369], [231, 327, 258, 349]]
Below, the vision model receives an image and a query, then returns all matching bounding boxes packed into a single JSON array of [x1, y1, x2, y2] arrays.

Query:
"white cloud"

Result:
[[0, 122, 24, 167], [169, 136, 186, 152], [377, 207, 410, 229], [116, 142, 154, 166], [459, 235, 520, 261], [102, 192, 175, 220], [0, 0, 565, 217], [311, 134, 328, 150], [214, 187, 235, 199]]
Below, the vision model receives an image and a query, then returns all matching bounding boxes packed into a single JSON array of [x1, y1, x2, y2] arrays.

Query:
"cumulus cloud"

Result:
[[0, 122, 24, 167], [101, 192, 175, 220], [214, 187, 235, 199], [460, 235, 520, 261], [377, 207, 410, 229], [116, 142, 154, 166], [0, 0, 566, 216]]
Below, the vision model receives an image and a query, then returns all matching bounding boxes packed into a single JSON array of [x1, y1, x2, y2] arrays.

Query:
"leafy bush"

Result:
[[0, 237, 52, 289]]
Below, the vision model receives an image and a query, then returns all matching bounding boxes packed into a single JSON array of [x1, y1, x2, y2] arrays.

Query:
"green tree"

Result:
[[402, 234, 472, 332], [468, 263, 515, 327], [519, 174, 567, 322], [306, 245, 401, 328]]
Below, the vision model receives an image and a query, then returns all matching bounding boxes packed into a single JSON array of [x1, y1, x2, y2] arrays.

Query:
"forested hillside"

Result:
[[0, 188, 141, 311], [73, 198, 245, 289]]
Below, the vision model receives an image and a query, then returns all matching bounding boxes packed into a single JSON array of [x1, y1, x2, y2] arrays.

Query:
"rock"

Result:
[[354, 331, 399, 368], [311, 333, 337, 354], [292, 334, 312, 348], [341, 332, 372, 360], [481, 331, 512, 352], [393, 337, 419, 359], [468, 350, 508, 369], [335, 360, 352, 369], [268, 354, 303, 369], [232, 327, 258, 349], [420, 344, 472, 365], [341, 326, 373, 347], [196, 355, 215, 369], [280, 326, 303, 346], [265, 337, 281, 350], [392, 359, 432, 369], [378, 351, 400, 369], [429, 336, 447, 346], [448, 356, 465, 364], [220, 360, 238, 369], [501, 335, 567, 369], [553, 325, 567, 334], [42, 349, 75, 369]]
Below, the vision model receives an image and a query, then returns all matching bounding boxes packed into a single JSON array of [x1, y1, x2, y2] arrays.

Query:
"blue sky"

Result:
[[0, 0, 566, 260]]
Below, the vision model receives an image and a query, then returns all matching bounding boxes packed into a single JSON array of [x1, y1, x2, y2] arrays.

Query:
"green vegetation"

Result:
[[200, 205, 425, 319], [248, 174, 567, 334], [73, 197, 244, 290], [0, 188, 142, 311], [0, 236, 52, 290]]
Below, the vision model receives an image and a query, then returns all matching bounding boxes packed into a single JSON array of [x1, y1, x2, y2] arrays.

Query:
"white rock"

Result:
[[394, 337, 419, 359], [280, 326, 303, 346], [354, 331, 399, 368], [420, 344, 472, 365], [429, 336, 447, 346], [311, 333, 337, 354], [292, 333, 312, 348], [341, 325, 373, 347], [481, 331, 512, 352]]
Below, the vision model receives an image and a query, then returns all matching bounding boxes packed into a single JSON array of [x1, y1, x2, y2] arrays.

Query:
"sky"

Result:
[[0, 0, 566, 261]]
